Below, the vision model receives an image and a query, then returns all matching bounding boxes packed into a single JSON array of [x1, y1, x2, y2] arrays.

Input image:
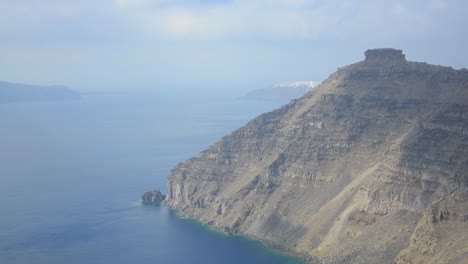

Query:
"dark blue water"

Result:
[[0, 92, 303, 264]]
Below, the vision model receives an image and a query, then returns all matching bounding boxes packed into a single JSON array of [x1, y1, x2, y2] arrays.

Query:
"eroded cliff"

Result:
[[164, 49, 468, 263]]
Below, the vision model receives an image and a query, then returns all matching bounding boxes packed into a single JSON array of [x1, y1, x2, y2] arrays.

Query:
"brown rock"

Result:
[[163, 49, 468, 263]]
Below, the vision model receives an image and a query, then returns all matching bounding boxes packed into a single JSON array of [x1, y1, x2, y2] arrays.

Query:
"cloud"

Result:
[[146, 7, 241, 39], [0, 0, 466, 43], [0, 0, 132, 43], [431, 0, 447, 9], [110, 0, 466, 41], [114, 0, 165, 9], [112, 0, 339, 40], [0, 0, 467, 89]]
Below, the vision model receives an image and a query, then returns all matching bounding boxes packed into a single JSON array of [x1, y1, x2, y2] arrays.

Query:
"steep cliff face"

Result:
[[165, 49, 468, 263]]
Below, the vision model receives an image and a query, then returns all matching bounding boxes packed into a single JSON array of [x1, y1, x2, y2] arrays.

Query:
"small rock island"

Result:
[[141, 189, 166, 204]]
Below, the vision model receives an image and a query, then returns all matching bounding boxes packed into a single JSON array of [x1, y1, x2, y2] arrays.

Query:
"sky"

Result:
[[0, 0, 467, 92]]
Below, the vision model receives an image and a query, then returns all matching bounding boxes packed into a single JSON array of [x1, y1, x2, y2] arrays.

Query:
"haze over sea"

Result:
[[0, 91, 304, 264]]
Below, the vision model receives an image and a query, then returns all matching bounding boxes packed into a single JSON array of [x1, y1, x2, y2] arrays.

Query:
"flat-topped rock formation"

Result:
[[364, 48, 406, 62], [162, 49, 468, 263]]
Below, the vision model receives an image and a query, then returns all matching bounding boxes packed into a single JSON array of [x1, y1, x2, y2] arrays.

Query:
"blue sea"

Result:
[[0, 91, 304, 264]]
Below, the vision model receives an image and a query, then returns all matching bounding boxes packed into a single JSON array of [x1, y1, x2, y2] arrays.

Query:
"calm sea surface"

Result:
[[0, 92, 304, 264]]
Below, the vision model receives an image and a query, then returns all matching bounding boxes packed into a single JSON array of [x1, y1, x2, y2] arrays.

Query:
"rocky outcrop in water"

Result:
[[142, 189, 166, 204], [164, 49, 468, 263]]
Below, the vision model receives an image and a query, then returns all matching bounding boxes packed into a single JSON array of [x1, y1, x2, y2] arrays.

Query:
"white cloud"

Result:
[[0, 0, 466, 45], [114, 0, 163, 9], [112, 0, 339, 39], [1, 0, 461, 43], [147, 7, 241, 38], [110, 0, 459, 41], [431, 0, 447, 9], [277, 0, 315, 6]]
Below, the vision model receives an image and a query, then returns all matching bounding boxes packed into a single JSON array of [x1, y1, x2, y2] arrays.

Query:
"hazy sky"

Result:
[[0, 0, 467, 92]]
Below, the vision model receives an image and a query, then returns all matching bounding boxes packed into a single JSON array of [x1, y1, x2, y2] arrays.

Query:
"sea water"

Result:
[[0, 91, 304, 264]]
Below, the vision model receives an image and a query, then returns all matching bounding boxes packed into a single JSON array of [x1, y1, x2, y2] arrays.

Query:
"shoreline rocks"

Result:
[[141, 189, 166, 204]]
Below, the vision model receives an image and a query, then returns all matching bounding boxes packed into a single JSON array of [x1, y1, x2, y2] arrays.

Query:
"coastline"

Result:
[[159, 203, 316, 264]]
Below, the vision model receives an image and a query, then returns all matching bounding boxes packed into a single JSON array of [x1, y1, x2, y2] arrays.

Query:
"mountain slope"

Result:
[[164, 49, 468, 263]]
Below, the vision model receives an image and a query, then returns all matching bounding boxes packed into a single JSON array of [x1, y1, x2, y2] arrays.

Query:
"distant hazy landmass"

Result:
[[0, 81, 80, 103], [242, 81, 320, 100]]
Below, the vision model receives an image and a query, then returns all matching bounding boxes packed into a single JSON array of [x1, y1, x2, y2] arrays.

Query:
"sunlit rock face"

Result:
[[165, 49, 468, 263]]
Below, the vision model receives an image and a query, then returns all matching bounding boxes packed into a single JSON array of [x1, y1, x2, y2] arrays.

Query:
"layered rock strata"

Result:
[[164, 49, 468, 263]]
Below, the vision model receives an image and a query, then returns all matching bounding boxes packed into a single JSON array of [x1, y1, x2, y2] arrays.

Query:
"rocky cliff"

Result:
[[164, 49, 468, 263]]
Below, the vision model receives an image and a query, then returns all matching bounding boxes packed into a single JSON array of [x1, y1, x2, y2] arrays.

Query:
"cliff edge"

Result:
[[165, 49, 468, 263]]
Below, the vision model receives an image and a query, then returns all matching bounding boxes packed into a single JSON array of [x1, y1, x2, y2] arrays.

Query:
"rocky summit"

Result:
[[163, 49, 468, 263]]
